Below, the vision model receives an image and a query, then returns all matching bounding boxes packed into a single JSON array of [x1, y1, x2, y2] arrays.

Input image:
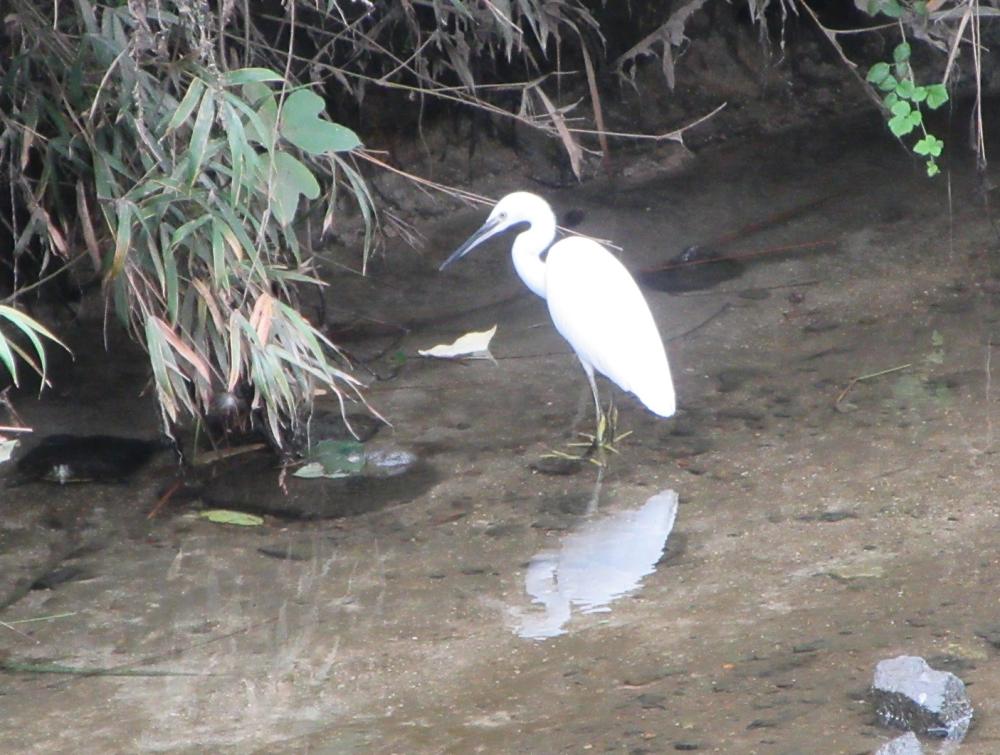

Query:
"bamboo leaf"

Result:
[[0, 329, 19, 385], [150, 316, 213, 384], [107, 199, 133, 279], [185, 89, 216, 183]]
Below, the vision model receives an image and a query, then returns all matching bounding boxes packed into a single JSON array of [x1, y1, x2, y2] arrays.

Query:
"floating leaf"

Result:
[[280, 89, 361, 154], [418, 325, 498, 360], [293, 439, 366, 479], [199, 509, 265, 526]]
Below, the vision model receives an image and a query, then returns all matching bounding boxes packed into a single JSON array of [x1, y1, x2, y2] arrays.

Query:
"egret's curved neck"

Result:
[[511, 213, 556, 300]]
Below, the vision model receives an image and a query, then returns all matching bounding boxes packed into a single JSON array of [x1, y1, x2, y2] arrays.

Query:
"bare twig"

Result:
[[836, 363, 912, 406]]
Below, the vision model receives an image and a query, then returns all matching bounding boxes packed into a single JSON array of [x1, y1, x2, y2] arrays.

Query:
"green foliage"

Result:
[[867, 41, 949, 178], [0, 306, 68, 388], [0, 0, 602, 442], [867, 0, 905, 18], [0, 0, 373, 444]]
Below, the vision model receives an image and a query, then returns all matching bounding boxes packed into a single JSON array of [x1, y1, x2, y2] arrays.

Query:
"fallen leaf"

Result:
[[199, 509, 264, 526], [0, 439, 18, 464], [418, 326, 498, 360]]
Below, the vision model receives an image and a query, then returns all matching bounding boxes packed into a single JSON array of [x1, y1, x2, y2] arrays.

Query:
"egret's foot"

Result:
[[542, 409, 632, 466], [576, 406, 631, 456], [540, 444, 605, 467]]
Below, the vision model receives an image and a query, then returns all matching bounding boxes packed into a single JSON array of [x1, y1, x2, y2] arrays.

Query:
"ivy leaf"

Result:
[[926, 160, 940, 178], [280, 89, 361, 154], [879, 0, 904, 17], [914, 134, 944, 157], [883, 92, 899, 110], [268, 152, 321, 226], [888, 116, 911, 137], [925, 84, 949, 109], [893, 43, 911, 64], [867, 62, 891, 85], [876, 74, 898, 93], [895, 79, 915, 99], [890, 100, 911, 117], [888, 103, 920, 137], [910, 86, 928, 103]]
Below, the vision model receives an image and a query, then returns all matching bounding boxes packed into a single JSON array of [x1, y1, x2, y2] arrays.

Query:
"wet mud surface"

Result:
[[4, 114, 1000, 753]]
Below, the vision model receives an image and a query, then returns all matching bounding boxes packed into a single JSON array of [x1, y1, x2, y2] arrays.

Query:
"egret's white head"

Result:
[[439, 192, 555, 270]]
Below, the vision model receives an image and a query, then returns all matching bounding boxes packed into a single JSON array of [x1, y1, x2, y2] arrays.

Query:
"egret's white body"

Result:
[[441, 192, 675, 430]]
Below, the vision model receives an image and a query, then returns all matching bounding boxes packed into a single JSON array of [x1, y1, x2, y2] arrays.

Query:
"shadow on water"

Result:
[[514, 486, 680, 640]]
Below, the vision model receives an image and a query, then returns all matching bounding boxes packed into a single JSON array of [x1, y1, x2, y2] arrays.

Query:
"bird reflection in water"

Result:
[[515, 488, 679, 640]]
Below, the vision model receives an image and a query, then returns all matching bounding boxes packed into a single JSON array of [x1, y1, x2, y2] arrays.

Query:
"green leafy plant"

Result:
[[108, 67, 370, 443], [0, 0, 609, 444], [866, 39, 949, 177], [0, 1, 377, 445]]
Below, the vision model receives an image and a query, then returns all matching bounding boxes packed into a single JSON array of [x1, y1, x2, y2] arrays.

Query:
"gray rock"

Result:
[[875, 732, 923, 755], [872, 655, 973, 741]]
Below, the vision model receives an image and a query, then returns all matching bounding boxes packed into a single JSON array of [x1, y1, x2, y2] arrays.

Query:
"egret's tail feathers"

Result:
[[635, 381, 676, 418]]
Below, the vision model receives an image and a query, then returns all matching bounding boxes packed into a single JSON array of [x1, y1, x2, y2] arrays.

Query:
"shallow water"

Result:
[[3, 113, 1000, 753]]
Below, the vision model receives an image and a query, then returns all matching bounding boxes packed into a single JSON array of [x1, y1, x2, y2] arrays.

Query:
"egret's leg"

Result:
[[582, 360, 606, 445], [541, 361, 609, 464], [604, 395, 618, 445]]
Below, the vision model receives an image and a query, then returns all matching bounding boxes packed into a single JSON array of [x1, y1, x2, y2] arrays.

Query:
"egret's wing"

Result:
[[546, 239, 675, 416]]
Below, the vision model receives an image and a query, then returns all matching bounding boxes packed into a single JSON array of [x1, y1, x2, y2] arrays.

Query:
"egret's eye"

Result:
[[497, 211, 507, 221]]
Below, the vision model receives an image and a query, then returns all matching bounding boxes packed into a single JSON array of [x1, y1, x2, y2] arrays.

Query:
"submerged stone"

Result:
[[7, 434, 167, 486], [872, 655, 973, 741], [202, 442, 434, 519], [638, 245, 744, 293], [875, 732, 923, 755]]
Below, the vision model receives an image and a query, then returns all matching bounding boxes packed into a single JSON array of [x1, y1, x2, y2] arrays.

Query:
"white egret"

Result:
[[439, 192, 675, 447]]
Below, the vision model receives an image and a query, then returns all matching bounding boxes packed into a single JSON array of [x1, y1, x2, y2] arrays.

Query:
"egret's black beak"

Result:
[[439, 216, 505, 271]]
